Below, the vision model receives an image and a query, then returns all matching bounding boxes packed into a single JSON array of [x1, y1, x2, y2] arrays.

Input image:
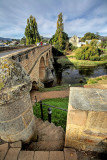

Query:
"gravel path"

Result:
[[30, 89, 69, 103]]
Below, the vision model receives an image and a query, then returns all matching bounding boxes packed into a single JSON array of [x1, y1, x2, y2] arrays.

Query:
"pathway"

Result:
[[30, 90, 69, 103], [0, 47, 31, 58]]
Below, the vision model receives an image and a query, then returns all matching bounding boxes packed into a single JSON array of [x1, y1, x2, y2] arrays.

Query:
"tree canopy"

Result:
[[25, 15, 41, 45], [80, 32, 99, 42], [50, 13, 69, 50], [75, 40, 101, 61]]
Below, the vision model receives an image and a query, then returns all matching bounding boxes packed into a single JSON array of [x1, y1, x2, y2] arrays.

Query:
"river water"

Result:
[[52, 61, 107, 86]]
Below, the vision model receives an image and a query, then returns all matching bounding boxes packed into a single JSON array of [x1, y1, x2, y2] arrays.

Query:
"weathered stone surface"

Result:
[[0, 143, 8, 160], [18, 151, 34, 160], [1, 117, 35, 142], [68, 110, 88, 126], [64, 148, 77, 160], [34, 151, 49, 160], [0, 93, 32, 121], [87, 111, 107, 129], [0, 116, 25, 135], [10, 141, 22, 148], [22, 108, 33, 126], [69, 87, 107, 111], [65, 87, 107, 152], [0, 45, 53, 143], [5, 148, 20, 160], [49, 151, 64, 160]]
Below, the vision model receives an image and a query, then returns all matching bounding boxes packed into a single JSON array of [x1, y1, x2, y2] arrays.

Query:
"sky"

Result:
[[0, 0, 107, 39]]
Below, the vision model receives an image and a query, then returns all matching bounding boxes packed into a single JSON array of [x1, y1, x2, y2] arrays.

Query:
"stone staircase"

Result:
[[27, 117, 65, 151]]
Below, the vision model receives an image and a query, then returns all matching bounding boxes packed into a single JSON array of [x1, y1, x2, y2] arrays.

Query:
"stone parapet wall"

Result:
[[65, 87, 107, 152], [0, 58, 36, 142], [3, 45, 53, 84]]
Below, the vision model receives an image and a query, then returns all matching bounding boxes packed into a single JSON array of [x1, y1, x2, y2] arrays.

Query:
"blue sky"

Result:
[[0, 0, 107, 39]]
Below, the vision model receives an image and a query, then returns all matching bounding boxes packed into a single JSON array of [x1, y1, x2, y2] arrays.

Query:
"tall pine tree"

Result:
[[50, 13, 68, 50], [25, 15, 41, 45], [56, 13, 63, 49]]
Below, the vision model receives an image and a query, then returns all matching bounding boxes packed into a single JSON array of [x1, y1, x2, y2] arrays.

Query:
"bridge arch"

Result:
[[46, 53, 49, 66], [39, 56, 46, 81]]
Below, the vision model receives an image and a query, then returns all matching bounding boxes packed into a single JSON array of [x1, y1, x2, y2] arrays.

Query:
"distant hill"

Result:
[[0, 37, 12, 41]]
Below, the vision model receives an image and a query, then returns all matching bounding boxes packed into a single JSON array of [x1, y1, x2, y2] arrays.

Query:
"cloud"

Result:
[[0, 0, 107, 38]]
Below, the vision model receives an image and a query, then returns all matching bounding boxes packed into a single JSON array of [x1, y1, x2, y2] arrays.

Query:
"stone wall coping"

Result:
[[69, 87, 107, 112], [2, 45, 51, 59]]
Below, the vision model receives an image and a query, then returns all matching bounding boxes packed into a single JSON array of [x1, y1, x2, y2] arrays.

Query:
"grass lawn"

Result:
[[58, 56, 107, 67], [86, 75, 107, 84], [38, 83, 85, 92], [33, 97, 69, 130]]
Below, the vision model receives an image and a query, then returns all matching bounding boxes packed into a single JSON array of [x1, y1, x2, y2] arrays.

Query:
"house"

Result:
[[69, 35, 101, 47]]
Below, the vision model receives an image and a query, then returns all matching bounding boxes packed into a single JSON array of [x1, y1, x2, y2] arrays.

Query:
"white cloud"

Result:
[[0, 0, 107, 38]]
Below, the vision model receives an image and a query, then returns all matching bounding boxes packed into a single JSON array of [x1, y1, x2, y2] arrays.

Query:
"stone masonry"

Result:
[[0, 58, 35, 142], [0, 45, 54, 143], [65, 87, 107, 152], [2, 45, 54, 88]]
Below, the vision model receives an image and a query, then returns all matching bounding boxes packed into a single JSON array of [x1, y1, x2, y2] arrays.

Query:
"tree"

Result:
[[25, 15, 41, 45], [80, 32, 99, 42], [20, 37, 26, 45], [75, 44, 101, 61], [50, 13, 69, 50]]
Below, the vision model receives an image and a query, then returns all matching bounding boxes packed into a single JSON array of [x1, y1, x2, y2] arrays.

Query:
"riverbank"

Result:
[[30, 75, 107, 103], [57, 55, 107, 67]]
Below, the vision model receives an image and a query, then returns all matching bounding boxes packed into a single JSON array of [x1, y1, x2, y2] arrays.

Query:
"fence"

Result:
[[34, 96, 68, 129]]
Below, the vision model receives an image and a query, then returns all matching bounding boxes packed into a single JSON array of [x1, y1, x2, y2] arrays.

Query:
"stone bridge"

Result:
[[1, 44, 54, 88]]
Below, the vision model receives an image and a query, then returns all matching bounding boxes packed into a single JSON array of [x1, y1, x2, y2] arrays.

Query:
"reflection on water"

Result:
[[53, 63, 107, 86]]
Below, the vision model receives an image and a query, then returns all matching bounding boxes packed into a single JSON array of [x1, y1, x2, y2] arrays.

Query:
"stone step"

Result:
[[28, 140, 64, 151], [37, 121, 51, 133], [4, 148, 20, 160], [38, 129, 64, 141], [18, 151, 34, 160], [0, 143, 8, 160], [34, 151, 49, 160], [49, 151, 64, 160]]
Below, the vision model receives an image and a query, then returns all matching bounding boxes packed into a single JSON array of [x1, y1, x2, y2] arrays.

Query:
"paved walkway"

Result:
[[0, 142, 77, 160], [0, 47, 31, 58]]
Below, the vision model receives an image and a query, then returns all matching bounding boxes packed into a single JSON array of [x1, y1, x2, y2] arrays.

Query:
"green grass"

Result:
[[57, 57, 107, 67], [38, 83, 85, 92], [86, 75, 107, 84], [39, 84, 69, 92], [33, 97, 69, 130]]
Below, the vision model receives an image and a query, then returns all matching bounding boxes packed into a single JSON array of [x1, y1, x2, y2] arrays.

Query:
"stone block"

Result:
[[68, 110, 88, 126], [64, 148, 77, 160], [49, 151, 64, 160], [0, 143, 8, 160], [5, 148, 20, 160], [34, 151, 49, 160], [87, 111, 107, 130], [10, 141, 22, 148], [0, 116, 25, 136], [18, 151, 34, 160]]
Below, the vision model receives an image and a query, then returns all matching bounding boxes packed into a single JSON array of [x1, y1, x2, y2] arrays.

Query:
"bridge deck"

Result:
[[0, 47, 32, 58]]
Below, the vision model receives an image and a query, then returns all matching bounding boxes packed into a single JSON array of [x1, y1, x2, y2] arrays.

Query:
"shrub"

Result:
[[75, 44, 101, 61]]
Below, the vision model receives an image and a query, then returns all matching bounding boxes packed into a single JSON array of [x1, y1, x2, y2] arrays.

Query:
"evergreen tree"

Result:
[[50, 13, 68, 50], [25, 15, 41, 45]]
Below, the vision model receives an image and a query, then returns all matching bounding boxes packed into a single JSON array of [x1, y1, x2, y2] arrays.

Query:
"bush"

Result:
[[75, 45, 101, 61]]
